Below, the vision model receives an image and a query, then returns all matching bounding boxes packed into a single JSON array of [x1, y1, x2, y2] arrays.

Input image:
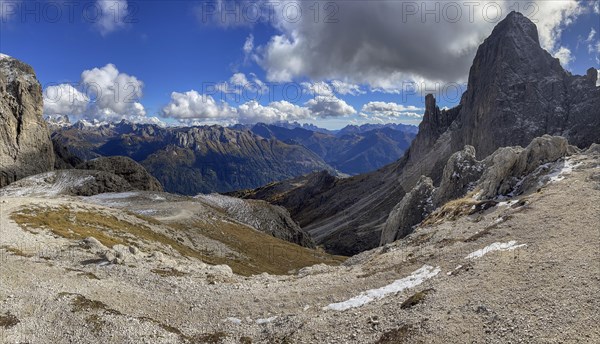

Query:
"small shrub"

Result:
[[0, 312, 19, 329], [401, 289, 434, 309], [151, 268, 187, 278], [376, 325, 413, 343]]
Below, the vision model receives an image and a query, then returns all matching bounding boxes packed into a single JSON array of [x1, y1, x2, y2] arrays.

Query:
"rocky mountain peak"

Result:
[[455, 11, 598, 158], [494, 11, 540, 44]]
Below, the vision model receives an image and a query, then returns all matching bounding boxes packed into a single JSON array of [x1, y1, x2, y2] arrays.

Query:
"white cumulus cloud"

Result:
[[161, 89, 356, 124], [81, 63, 146, 119], [305, 95, 356, 118], [237, 100, 311, 123], [94, 0, 129, 36], [553, 46, 574, 67], [243, 34, 254, 55], [301, 81, 334, 96], [161, 90, 236, 120], [42, 64, 148, 122], [216, 72, 268, 96], [43, 84, 90, 117], [361, 102, 423, 119]]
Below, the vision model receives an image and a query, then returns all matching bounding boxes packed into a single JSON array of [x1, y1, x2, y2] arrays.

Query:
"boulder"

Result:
[[103, 244, 142, 265], [208, 264, 233, 278], [80, 237, 108, 254]]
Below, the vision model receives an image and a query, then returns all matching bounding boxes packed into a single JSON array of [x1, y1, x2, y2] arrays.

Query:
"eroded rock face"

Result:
[[0, 170, 134, 197], [0, 55, 54, 187], [195, 194, 316, 248], [77, 156, 163, 192], [478, 135, 569, 199], [380, 176, 434, 245], [379, 135, 571, 245], [434, 146, 484, 206]]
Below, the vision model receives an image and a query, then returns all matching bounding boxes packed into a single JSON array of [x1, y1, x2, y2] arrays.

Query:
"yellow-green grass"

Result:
[[11, 206, 346, 276]]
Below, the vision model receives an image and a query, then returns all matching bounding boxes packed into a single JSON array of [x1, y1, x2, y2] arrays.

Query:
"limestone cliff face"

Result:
[[0, 55, 54, 187]]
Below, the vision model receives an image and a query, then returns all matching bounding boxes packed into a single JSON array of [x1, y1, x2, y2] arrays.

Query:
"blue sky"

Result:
[[1, 0, 599, 129]]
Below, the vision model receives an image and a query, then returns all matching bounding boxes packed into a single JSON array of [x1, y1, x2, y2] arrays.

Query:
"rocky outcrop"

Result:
[[406, 95, 461, 164], [477, 135, 569, 199], [196, 194, 315, 248], [380, 135, 571, 245], [77, 156, 163, 192], [0, 170, 134, 197], [433, 146, 483, 206], [52, 137, 84, 169], [380, 176, 434, 245], [450, 12, 599, 157], [586, 143, 600, 155], [0, 55, 54, 187]]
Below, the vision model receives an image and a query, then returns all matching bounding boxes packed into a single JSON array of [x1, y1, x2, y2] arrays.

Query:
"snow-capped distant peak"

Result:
[[76, 119, 109, 128], [44, 114, 71, 127], [0, 53, 12, 60]]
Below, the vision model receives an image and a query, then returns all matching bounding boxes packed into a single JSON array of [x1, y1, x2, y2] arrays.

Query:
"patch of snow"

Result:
[[447, 265, 463, 276], [88, 192, 140, 200], [497, 200, 518, 207], [44, 114, 71, 127], [492, 216, 507, 225], [0, 53, 11, 60], [324, 265, 441, 311], [256, 316, 278, 324], [76, 119, 109, 128], [546, 159, 577, 183], [135, 209, 157, 216], [465, 241, 527, 260], [226, 317, 242, 325], [84, 192, 140, 208]]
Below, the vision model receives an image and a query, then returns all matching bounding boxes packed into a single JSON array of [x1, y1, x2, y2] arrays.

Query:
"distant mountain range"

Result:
[[47, 119, 417, 194], [247, 122, 417, 175]]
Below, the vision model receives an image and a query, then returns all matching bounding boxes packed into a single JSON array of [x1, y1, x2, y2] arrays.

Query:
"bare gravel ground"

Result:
[[0, 153, 598, 343]]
